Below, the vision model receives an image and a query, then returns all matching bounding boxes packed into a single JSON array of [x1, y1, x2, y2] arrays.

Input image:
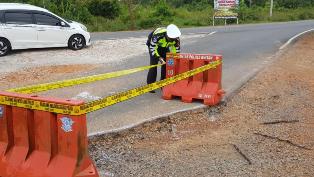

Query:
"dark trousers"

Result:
[[147, 47, 166, 84]]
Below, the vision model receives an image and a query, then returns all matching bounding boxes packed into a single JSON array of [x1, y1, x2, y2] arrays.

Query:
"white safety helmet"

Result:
[[166, 24, 181, 39]]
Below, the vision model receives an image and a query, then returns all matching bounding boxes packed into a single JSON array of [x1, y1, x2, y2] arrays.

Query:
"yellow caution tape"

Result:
[[7, 64, 163, 94], [0, 60, 221, 115], [0, 95, 81, 115], [80, 60, 222, 114]]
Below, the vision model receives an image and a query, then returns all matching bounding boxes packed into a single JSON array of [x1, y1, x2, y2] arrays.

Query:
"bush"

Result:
[[89, 0, 121, 19], [152, 0, 174, 19], [298, 11, 314, 20], [169, 0, 213, 9], [3, 0, 314, 31], [136, 0, 174, 29], [70, 6, 93, 23], [138, 17, 162, 29], [276, 0, 313, 9]]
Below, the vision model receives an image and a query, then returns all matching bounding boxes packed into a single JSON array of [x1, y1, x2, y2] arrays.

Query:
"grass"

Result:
[[84, 6, 314, 32]]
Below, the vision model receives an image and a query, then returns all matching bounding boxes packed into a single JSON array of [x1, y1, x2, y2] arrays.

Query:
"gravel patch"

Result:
[[0, 33, 208, 92], [0, 34, 206, 73]]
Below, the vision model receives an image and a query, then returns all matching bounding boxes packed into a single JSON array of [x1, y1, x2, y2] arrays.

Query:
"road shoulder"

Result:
[[90, 33, 314, 177]]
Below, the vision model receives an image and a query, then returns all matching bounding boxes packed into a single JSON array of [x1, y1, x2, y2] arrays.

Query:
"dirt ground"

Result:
[[89, 34, 314, 177], [0, 64, 98, 90]]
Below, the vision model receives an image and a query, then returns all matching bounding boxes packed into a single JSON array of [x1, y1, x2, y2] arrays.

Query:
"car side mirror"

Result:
[[60, 21, 66, 27]]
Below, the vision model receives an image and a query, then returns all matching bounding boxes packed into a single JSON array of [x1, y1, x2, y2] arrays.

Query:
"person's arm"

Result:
[[149, 36, 165, 64], [175, 38, 180, 53], [169, 38, 180, 54], [149, 36, 161, 58]]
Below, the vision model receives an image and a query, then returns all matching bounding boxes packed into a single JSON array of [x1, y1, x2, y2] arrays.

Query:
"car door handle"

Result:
[[20, 25, 34, 28], [37, 29, 46, 31]]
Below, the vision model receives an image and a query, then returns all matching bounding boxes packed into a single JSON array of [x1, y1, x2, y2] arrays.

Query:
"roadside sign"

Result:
[[213, 0, 239, 26]]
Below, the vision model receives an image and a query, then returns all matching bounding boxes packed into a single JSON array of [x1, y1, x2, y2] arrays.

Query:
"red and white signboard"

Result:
[[214, 0, 239, 18], [214, 0, 239, 10]]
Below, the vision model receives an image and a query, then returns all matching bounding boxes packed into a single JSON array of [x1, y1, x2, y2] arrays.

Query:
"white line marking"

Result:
[[185, 31, 217, 36], [280, 28, 314, 50], [208, 31, 217, 36]]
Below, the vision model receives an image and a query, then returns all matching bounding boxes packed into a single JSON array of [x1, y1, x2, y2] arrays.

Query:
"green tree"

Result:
[[276, 0, 314, 9], [88, 0, 121, 19]]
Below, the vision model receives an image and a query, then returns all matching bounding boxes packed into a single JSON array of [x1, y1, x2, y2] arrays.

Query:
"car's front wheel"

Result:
[[68, 34, 86, 50], [0, 38, 11, 57]]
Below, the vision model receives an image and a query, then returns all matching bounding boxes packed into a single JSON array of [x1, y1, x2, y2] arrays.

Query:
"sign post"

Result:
[[213, 0, 239, 26]]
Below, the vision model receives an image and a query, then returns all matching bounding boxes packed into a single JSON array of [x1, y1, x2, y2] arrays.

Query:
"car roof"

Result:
[[0, 3, 49, 12]]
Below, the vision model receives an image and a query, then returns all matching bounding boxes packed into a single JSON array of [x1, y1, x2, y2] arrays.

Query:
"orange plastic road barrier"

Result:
[[163, 53, 225, 105], [0, 91, 99, 177]]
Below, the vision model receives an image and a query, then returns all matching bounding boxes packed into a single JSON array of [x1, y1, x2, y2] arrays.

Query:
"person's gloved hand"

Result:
[[159, 57, 166, 64]]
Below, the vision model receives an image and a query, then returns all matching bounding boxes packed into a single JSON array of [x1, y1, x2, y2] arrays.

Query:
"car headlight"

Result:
[[79, 24, 88, 32]]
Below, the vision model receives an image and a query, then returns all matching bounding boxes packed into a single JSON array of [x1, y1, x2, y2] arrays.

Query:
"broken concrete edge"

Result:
[[87, 30, 314, 139], [88, 104, 206, 138], [87, 52, 277, 139], [87, 61, 271, 139]]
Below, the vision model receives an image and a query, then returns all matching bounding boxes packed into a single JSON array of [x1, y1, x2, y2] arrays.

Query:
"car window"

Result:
[[4, 12, 33, 24], [34, 13, 60, 26]]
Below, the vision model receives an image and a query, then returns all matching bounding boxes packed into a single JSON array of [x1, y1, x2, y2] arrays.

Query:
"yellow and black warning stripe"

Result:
[[0, 95, 81, 115]]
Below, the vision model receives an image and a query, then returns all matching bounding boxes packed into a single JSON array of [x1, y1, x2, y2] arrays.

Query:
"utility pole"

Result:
[[270, 0, 273, 17]]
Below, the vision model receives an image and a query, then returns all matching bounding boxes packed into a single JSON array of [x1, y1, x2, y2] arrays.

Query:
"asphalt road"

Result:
[[84, 21, 314, 135]]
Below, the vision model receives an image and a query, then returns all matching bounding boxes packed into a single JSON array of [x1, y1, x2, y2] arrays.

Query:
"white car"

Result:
[[0, 3, 91, 56]]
